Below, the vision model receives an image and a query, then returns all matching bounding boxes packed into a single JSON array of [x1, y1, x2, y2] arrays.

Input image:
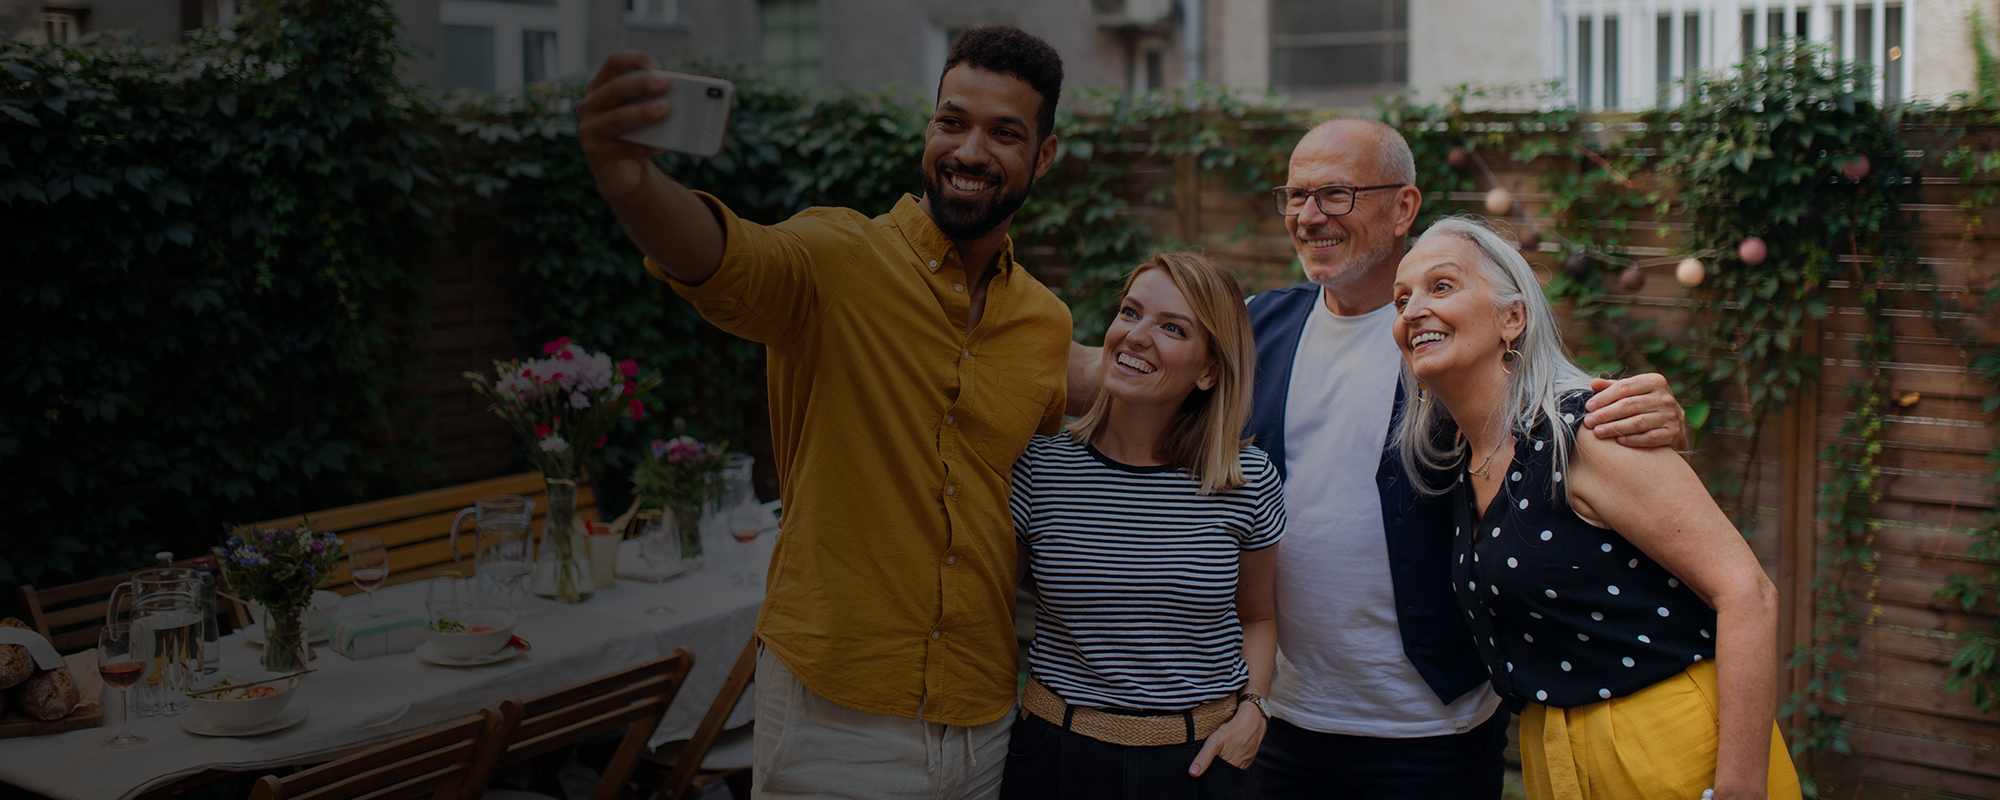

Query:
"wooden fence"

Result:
[[1047, 116, 2000, 798]]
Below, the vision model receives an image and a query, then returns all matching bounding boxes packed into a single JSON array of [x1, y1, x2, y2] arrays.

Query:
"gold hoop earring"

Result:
[[1501, 341, 1522, 375]]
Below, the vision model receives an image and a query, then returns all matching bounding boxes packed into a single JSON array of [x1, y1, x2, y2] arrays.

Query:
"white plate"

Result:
[[416, 640, 522, 667], [180, 706, 308, 738], [241, 625, 332, 647]]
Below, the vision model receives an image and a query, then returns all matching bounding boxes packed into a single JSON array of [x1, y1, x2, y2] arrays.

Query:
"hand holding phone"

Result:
[[577, 55, 734, 202]]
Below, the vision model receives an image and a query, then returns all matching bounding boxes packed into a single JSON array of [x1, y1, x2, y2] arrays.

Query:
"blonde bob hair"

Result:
[[1066, 252, 1257, 494]]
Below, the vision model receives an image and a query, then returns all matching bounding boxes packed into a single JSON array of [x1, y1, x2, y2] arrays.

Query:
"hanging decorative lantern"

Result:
[[1563, 250, 1590, 278], [1841, 154, 1871, 182], [1519, 229, 1542, 250], [1448, 147, 1472, 170], [1617, 266, 1647, 293], [1737, 236, 1767, 266], [1484, 187, 1513, 215], [1675, 258, 1707, 287]]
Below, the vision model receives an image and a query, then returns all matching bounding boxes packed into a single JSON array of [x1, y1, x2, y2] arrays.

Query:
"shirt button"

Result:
[[944, 484, 958, 498], [945, 554, 959, 566], [952, 282, 966, 293], [944, 414, 956, 426], [928, 259, 939, 269], [930, 629, 942, 640], [961, 349, 972, 360]]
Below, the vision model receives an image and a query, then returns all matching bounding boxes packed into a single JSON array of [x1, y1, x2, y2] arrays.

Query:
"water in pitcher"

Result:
[[130, 604, 202, 716]]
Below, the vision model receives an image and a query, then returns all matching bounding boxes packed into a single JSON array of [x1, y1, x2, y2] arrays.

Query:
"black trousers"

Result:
[[1250, 710, 1509, 800], [999, 711, 1252, 800]]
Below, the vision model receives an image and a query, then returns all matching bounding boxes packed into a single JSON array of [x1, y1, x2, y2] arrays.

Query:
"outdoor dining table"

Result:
[[0, 529, 774, 800]]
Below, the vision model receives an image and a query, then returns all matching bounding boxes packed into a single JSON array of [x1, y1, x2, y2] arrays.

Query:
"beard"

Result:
[[924, 158, 1037, 242], [1299, 227, 1398, 292]]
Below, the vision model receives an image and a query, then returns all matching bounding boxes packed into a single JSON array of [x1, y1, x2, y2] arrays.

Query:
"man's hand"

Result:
[[577, 52, 671, 202], [1583, 374, 1688, 450]]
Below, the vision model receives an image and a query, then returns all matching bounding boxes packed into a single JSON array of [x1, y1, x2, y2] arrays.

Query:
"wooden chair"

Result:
[[481, 650, 695, 800], [644, 636, 758, 800], [17, 554, 246, 655], [244, 472, 599, 594], [249, 709, 504, 800]]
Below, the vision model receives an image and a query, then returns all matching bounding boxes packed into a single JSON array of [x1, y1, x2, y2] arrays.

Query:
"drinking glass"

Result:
[[639, 515, 677, 616], [726, 502, 776, 588], [348, 535, 390, 616], [97, 621, 147, 749], [425, 576, 469, 629]]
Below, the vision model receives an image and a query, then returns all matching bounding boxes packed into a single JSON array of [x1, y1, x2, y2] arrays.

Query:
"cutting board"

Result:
[[0, 651, 105, 738]]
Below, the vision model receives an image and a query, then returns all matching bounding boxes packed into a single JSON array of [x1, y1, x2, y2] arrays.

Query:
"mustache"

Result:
[[938, 161, 998, 182]]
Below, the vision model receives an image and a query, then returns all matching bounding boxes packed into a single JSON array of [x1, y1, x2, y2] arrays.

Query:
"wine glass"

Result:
[[348, 535, 390, 617], [97, 621, 148, 749], [726, 502, 776, 588], [639, 515, 678, 616]]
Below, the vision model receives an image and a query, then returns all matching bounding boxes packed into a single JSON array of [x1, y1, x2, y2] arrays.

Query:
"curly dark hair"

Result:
[[939, 26, 1064, 141]]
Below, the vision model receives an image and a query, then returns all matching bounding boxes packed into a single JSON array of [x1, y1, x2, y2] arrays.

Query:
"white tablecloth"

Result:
[[0, 530, 773, 800]]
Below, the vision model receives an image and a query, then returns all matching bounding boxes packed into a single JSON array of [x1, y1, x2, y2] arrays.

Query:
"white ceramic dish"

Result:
[[426, 608, 517, 660], [415, 640, 522, 667], [180, 706, 308, 737], [186, 671, 302, 731]]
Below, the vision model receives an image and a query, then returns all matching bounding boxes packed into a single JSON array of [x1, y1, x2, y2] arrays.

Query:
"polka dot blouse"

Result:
[[1449, 391, 1717, 710]]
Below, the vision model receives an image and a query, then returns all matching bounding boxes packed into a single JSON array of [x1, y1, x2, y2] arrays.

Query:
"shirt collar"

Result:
[[890, 194, 1017, 280]]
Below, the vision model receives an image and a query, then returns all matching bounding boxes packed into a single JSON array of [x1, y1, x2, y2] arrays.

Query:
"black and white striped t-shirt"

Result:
[[1009, 433, 1286, 711]]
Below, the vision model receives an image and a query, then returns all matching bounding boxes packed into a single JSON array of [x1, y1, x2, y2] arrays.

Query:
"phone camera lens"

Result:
[[706, 87, 724, 99]]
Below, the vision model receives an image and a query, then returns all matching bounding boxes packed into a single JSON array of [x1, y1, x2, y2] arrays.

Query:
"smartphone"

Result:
[[618, 70, 735, 157]]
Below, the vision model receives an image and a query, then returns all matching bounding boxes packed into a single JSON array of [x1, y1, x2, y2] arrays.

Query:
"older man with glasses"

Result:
[[1069, 118, 1688, 798]]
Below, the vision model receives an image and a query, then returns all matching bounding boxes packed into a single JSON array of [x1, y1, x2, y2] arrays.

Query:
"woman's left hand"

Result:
[[1188, 705, 1267, 777]]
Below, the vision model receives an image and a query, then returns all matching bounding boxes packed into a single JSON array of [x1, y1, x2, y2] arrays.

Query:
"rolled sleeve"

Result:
[[647, 191, 821, 345]]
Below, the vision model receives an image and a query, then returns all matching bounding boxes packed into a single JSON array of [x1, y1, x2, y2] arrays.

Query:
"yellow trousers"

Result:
[[1519, 661, 1801, 800]]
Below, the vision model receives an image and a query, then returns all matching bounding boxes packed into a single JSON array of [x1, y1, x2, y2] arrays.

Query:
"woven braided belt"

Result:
[[1023, 678, 1238, 747]]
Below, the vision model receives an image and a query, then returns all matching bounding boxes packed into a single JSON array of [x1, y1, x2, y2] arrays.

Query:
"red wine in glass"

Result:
[[99, 660, 144, 689]]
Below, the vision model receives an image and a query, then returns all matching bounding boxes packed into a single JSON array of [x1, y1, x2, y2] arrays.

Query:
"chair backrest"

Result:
[[245, 472, 599, 594], [17, 555, 244, 655], [249, 710, 501, 800], [661, 637, 758, 800], [488, 650, 695, 800]]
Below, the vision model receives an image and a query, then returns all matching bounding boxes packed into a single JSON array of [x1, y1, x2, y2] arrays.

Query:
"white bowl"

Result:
[[188, 671, 300, 731], [427, 608, 516, 660]]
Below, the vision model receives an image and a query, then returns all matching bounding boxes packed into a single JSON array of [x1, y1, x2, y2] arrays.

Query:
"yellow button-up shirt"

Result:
[[651, 193, 1071, 726]]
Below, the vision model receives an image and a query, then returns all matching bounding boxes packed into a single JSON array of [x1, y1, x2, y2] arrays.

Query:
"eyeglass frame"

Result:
[[1270, 183, 1409, 217]]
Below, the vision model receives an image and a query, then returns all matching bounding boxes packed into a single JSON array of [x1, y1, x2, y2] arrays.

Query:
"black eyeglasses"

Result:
[[1271, 183, 1408, 217]]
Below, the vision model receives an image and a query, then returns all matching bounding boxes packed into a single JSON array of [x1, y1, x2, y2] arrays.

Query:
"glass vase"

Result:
[[673, 503, 705, 571], [260, 605, 308, 673], [533, 477, 593, 603]]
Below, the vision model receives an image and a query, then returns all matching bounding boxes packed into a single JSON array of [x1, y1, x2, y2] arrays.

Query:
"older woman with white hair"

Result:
[[1388, 217, 1799, 800]]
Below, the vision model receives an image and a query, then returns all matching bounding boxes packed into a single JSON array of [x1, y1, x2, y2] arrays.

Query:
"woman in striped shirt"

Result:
[[1001, 252, 1284, 800]]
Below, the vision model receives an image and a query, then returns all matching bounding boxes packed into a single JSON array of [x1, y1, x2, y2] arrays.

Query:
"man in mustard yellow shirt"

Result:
[[577, 27, 1070, 799]]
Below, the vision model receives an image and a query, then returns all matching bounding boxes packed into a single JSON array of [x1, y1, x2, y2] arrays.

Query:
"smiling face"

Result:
[[1284, 124, 1409, 292], [920, 65, 1058, 242], [1391, 235, 1525, 384], [1101, 266, 1216, 409]]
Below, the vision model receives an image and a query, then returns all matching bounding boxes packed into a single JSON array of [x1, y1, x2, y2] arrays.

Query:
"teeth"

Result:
[[1303, 238, 1338, 248], [1115, 352, 1156, 374], [946, 172, 992, 192], [1411, 331, 1446, 347]]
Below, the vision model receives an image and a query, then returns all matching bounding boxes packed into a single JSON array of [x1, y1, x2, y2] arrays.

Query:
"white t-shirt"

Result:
[[1265, 293, 1502, 738]]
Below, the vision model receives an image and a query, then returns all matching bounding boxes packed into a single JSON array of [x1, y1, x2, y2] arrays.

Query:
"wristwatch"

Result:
[[1239, 690, 1270, 720]]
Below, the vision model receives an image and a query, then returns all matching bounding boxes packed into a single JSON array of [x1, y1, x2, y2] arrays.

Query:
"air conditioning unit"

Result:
[[1093, 0, 1175, 28]]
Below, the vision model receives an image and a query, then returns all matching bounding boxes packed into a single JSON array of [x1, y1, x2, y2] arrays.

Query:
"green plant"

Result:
[[0, 0, 443, 588]]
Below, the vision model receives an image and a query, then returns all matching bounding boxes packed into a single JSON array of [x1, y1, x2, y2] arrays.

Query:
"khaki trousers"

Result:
[[753, 646, 1011, 800]]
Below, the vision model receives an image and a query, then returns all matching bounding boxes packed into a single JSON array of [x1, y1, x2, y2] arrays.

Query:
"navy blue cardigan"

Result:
[[1244, 284, 1487, 707]]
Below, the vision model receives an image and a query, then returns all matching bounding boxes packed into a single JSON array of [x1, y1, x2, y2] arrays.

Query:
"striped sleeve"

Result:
[[1009, 437, 1039, 543], [1242, 448, 1285, 551]]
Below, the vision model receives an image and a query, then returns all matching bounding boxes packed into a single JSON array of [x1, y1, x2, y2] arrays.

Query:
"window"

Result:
[[522, 29, 558, 85], [41, 9, 83, 44], [1655, 13, 1701, 106], [759, 0, 821, 86], [625, 0, 680, 25], [442, 24, 497, 92], [1570, 15, 1622, 111], [1269, 0, 1407, 95]]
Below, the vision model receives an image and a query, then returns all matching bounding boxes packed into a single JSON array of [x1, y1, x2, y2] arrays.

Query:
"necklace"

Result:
[[1467, 433, 1511, 478]]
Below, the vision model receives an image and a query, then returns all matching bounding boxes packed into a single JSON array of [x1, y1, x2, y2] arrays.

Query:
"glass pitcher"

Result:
[[450, 494, 536, 609], [106, 567, 204, 717]]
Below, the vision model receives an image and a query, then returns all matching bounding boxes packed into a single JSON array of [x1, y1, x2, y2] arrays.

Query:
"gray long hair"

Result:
[[1392, 216, 1594, 496]]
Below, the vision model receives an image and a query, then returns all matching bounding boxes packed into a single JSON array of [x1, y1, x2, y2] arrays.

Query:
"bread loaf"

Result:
[[0, 617, 33, 690], [14, 665, 79, 721]]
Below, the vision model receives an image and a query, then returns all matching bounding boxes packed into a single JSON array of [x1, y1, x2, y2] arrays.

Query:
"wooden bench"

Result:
[[246, 472, 599, 595]]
